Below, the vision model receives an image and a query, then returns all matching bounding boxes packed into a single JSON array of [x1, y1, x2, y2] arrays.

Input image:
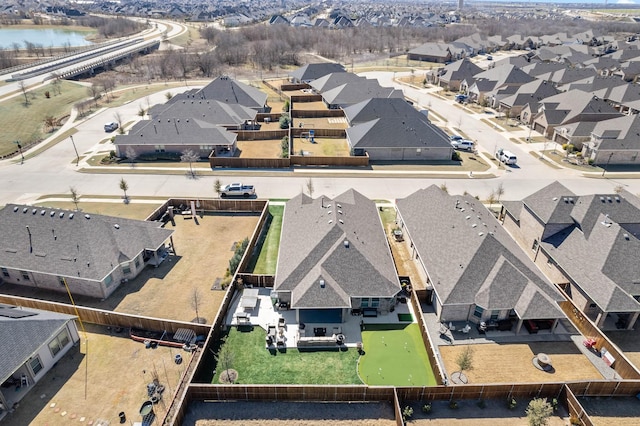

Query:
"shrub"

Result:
[[422, 403, 432, 413], [279, 113, 290, 129], [508, 397, 517, 410], [452, 151, 461, 161], [402, 405, 413, 421], [477, 399, 486, 409], [588, 158, 594, 165], [526, 398, 553, 426], [228, 237, 250, 275], [449, 400, 459, 409]]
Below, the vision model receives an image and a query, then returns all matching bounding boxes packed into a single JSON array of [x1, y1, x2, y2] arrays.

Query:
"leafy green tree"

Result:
[[279, 113, 290, 129], [526, 398, 553, 426]]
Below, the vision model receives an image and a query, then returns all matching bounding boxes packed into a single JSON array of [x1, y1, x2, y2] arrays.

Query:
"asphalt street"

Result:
[[0, 66, 638, 205]]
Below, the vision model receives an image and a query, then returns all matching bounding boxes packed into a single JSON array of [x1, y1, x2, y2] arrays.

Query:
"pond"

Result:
[[0, 28, 92, 49]]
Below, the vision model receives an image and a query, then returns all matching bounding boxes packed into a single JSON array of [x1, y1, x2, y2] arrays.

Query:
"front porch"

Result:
[[0, 367, 34, 420]]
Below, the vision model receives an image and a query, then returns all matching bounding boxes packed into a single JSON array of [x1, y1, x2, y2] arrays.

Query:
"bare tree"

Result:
[[18, 81, 29, 105], [455, 346, 474, 376], [88, 84, 101, 106], [138, 104, 146, 117], [125, 146, 138, 166], [495, 183, 505, 204], [69, 186, 80, 211], [50, 72, 62, 95], [214, 178, 222, 197], [439, 183, 449, 194], [119, 177, 129, 202], [216, 343, 235, 384], [113, 111, 123, 129], [487, 191, 497, 210], [181, 149, 199, 178], [44, 115, 57, 132], [191, 288, 204, 323]]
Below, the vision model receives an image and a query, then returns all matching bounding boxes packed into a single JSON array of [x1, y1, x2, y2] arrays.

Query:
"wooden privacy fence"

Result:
[[565, 386, 593, 426], [291, 109, 345, 119], [209, 157, 291, 168], [410, 292, 445, 385], [291, 154, 369, 167], [291, 128, 346, 138], [146, 199, 267, 222], [0, 294, 211, 335], [281, 83, 310, 91], [235, 274, 275, 287], [256, 112, 282, 123], [290, 94, 323, 103], [558, 297, 640, 379], [234, 129, 288, 140]]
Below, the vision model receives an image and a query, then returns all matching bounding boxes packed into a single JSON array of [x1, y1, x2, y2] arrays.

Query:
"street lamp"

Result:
[[70, 135, 80, 166], [14, 140, 24, 164], [602, 152, 614, 177]]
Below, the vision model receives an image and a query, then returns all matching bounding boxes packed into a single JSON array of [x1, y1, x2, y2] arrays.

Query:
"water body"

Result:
[[0, 28, 92, 49]]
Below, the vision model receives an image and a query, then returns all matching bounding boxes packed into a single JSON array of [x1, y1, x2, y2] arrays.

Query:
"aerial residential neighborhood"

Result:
[[4, 1, 640, 425]]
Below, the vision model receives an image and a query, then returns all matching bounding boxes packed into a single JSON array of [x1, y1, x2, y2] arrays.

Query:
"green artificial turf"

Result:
[[212, 327, 362, 384], [249, 205, 283, 274], [359, 323, 437, 386]]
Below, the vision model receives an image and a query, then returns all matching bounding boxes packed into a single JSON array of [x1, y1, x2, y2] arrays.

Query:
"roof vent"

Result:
[[479, 232, 484, 236], [22, 208, 28, 213], [563, 197, 568, 203], [624, 233, 630, 240], [328, 220, 333, 224], [59, 212, 64, 218], [41, 210, 45, 215], [328, 210, 332, 215], [472, 224, 477, 228], [85, 214, 91, 219], [69, 213, 74, 219], [32, 209, 37, 214], [338, 219, 344, 224], [13, 206, 18, 212], [553, 197, 558, 201], [600, 197, 605, 202], [607, 197, 612, 202], [460, 208, 465, 212], [50, 211, 55, 217], [344, 240, 349, 248], [338, 210, 343, 214], [336, 204, 342, 208], [615, 196, 620, 202], [320, 279, 325, 288], [465, 215, 471, 220], [114, 224, 120, 229]]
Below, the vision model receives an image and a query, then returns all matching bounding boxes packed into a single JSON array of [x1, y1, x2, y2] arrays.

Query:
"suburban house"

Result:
[[0, 305, 79, 420], [437, 58, 483, 91], [319, 79, 403, 109], [462, 64, 534, 106], [147, 99, 259, 130], [289, 62, 346, 84], [501, 181, 640, 330], [273, 190, 402, 324], [523, 89, 622, 139], [0, 204, 174, 299], [395, 186, 566, 334], [581, 114, 640, 165], [343, 98, 453, 161], [407, 42, 465, 63], [309, 72, 366, 94], [498, 79, 559, 118], [169, 76, 269, 112]]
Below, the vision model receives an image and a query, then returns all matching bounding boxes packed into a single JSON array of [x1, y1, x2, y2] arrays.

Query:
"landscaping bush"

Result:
[[137, 152, 182, 162], [422, 402, 432, 413], [477, 399, 486, 409], [449, 400, 459, 410], [279, 113, 291, 129], [228, 237, 250, 275], [402, 406, 413, 421], [507, 397, 517, 410], [452, 151, 461, 161]]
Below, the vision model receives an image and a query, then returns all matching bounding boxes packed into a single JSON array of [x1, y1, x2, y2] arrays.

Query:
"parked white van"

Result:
[[496, 149, 517, 165]]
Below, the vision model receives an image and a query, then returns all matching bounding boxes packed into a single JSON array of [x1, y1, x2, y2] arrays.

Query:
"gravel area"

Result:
[[183, 401, 397, 426], [579, 396, 640, 426]]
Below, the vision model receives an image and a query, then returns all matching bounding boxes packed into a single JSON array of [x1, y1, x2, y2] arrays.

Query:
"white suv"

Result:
[[451, 139, 475, 151]]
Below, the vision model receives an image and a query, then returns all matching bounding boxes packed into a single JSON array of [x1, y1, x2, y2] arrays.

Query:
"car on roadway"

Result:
[[104, 122, 119, 132], [219, 183, 256, 198], [449, 134, 463, 141], [451, 139, 475, 151], [486, 55, 493, 60], [496, 148, 517, 165], [455, 94, 468, 103]]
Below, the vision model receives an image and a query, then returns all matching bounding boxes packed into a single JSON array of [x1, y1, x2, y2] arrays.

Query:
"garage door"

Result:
[[299, 309, 342, 324]]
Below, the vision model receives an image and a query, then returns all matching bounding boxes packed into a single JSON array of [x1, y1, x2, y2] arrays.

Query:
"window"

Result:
[[20, 271, 30, 281], [473, 306, 484, 318], [490, 310, 499, 321], [122, 263, 131, 274], [199, 145, 213, 151], [531, 239, 539, 251], [372, 298, 380, 308], [154, 145, 165, 153], [49, 329, 71, 357], [1, 267, 8, 277], [29, 356, 43, 375], [134, 257, 140, 268], [104, 273, 113, 287], [361, 299, 369, 308]]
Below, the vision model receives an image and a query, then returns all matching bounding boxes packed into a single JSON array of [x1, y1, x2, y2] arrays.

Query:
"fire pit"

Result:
[[532, 352, 553, 372], [139, 401, 154, 417]]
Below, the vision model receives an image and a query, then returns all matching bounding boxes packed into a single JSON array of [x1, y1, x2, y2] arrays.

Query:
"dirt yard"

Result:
[[237, 140, 282, 158], [7, 324, 187, 426], [183, 401, 396, 426], [407, 399, 569, 425], [439, 342, 603, 384], [0, 211, 260, 323], [579, 396, 640, 426], [291, 137, 350, 157], [296, 116, 348, 130], [292, 101, 327, 110], [605, 328, 640, 371]]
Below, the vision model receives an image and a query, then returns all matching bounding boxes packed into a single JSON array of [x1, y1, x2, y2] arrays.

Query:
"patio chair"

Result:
[[461, 324, 471, 334], [448, 322, 456, 332]]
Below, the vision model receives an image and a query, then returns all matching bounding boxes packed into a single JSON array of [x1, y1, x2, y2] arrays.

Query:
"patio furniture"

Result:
[[460, 324, 471, 334], [313, 327, 326, 337], [278, 317, 286, 328], [583, 338, 597, 349]]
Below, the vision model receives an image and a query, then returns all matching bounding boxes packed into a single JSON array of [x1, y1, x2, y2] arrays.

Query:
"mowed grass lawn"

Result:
[[249, 205, 283, 274], [359, 324, 437, 386], [213, 328, 362, 384], [0, 80, 87, 156]]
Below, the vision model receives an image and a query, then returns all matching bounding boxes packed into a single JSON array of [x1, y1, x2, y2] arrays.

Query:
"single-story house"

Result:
[[582, 114, 640, 165], [343, 98, 453, 161], [396, 186, 566, 334], [273, 190, 402, 324], [289, 63, 346, 84], [0, 204, 173, 299], [170, 76, 269, 112], [501, 181, 640, 330], [0, 305, 79, 420], [437, 58, 483, 91]]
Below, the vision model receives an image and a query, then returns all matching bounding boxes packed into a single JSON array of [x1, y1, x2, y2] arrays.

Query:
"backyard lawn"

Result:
[[249, 205, 283, 274], [359, 324, 437, 386], [212, 328, 362, 384]]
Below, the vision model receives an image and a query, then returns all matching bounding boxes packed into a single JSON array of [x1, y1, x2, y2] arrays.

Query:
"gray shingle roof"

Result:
[[274, 190, 401, 309], [0, 204, 173, 282], [289, 63, 346, 82], [343, 98, 452, 150], [148, 99, 257, 126], [178, 76, 267, 110], [396, 186, 565, 320], [439, 59, 483, 85], [522, 181, 576, 224], [321, 81, 403, 106], [309, 72, 365, 93], [0, 305, 76, 383], [595, 115, 640, 151]]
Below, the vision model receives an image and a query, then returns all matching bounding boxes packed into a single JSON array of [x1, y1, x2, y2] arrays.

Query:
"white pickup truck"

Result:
[[220, 183, 256, 198]]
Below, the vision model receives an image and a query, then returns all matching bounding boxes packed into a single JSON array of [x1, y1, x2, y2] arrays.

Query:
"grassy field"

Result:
[[212, 328, 362, 384], [249, 205, 284, 274], [0, 80, 87, 156], [359, 324, 437, 386]]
